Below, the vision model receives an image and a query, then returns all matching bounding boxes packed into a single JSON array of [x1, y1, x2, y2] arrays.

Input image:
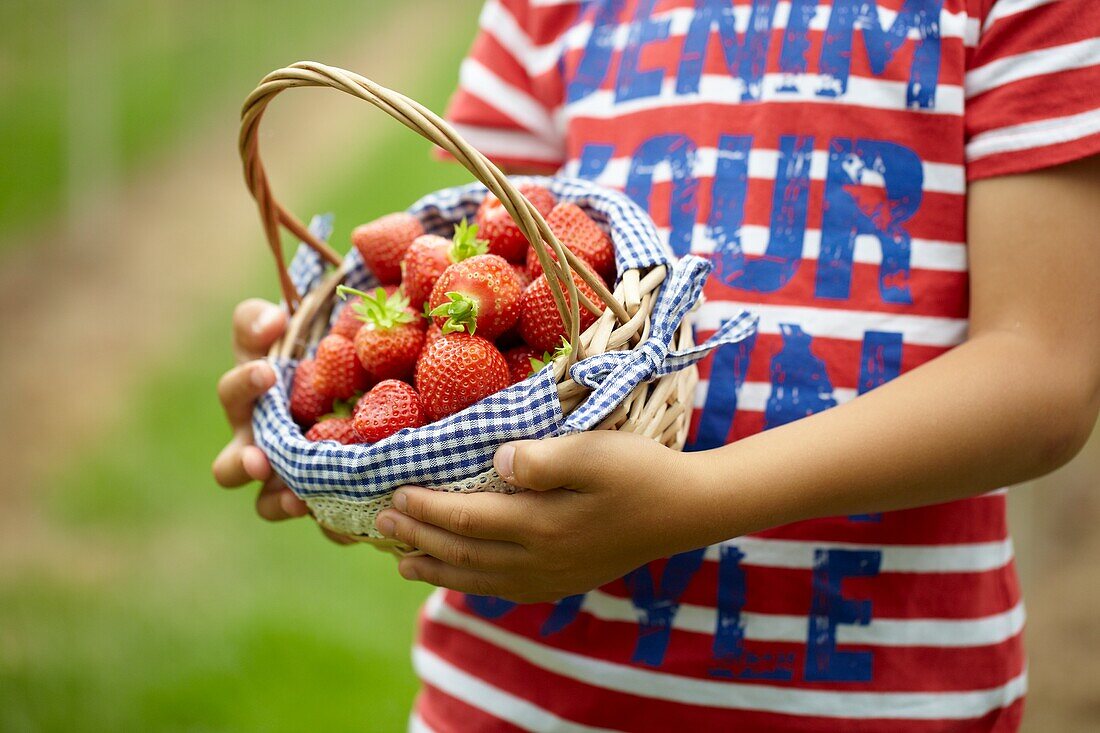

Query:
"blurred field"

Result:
[[0, 2, 1097, 732]]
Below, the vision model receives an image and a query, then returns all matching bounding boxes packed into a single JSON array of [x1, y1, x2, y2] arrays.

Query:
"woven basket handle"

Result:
[[239, 61, 628, 349]]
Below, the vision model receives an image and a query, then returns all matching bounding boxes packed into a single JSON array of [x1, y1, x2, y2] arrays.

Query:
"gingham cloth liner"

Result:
[[255, 177, 757, 501]]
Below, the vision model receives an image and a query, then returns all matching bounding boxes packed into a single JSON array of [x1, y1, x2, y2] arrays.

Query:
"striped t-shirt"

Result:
[[412, 1, 1100, 730]]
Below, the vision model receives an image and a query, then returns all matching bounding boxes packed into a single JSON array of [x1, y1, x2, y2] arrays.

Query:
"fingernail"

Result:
[[376, 515, 395, 537], [252, 306, 282, 335], [392, 490, 407, 512], [403, 565, 420, 581], [495, 444, 515, 481], [251, 363, 273, 389]]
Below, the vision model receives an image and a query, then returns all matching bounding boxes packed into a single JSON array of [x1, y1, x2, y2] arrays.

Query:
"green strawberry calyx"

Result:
[[336, 285, 415, 330], [319, 396, 356, 421], [449, 218, 489, 263], [429, 291, 480, 336], [528, 339, 572, 376]]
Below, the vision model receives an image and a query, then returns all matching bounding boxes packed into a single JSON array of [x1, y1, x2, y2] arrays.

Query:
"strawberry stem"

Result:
[[336, 284, 414, 329], [428, 291, 480, 336], [450, 218, 489, 263]]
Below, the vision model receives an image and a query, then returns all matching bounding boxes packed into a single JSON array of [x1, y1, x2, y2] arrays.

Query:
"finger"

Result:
[[212, 435, 252, 488], [241, 445, 272, 482], [494, 434, 594, 491], [391, 486, 526, 541], [375, 511, 521, 570], [320, 527, 357, 546], [233, 299, 287, 363], [255, 480, 304, 521], [218, 360, 276, 429], [397, 555, 502, 597]]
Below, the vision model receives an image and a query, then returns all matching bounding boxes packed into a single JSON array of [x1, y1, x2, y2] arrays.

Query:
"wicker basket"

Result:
[[239, 62, 753, 554]]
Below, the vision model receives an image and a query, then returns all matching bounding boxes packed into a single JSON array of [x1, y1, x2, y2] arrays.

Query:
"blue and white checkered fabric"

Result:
[[256, 178, 756, 501]]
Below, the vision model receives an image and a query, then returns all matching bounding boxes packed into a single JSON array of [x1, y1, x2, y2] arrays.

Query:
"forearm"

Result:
[[679, 329, 1099, 550]]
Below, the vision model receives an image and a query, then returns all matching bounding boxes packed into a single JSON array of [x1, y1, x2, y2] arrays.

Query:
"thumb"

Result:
[[494, 436, 589, 491]]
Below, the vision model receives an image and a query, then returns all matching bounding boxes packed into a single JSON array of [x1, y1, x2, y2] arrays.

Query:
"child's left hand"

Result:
[[374, 431, 708, 603]]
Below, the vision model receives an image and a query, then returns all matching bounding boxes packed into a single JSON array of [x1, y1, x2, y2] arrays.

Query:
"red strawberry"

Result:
[[428, 254, 522, 340], [337, 285, 425, 382], [352, 380, 426, 443], [502, 345, 542, 384], [512, 263, 532, 290], [330, 298, 366, 340], [526, 203, 615, 284], [289, 359, 331, 426], [305, 416, 360, 444], [518, 272, 601, 352], [352, 212, 424, 284], [312, 334, 370, 399], [401, 220, 488, 310], [476, 184, 555, 262], [415, 334, 510, 421], [424, 323, 443, 347]]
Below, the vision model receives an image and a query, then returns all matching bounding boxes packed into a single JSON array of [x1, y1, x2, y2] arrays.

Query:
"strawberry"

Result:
[[352, 380, 426, 443], [330, 298, 366, 340], [476, 184, 555, 262], [290, 359, 331, 426], [337, 285, 425, 382], [312, 334, 371, 399], [415, 334, 510, 421], [502, 345, 542, 384], [428, 254, 522, 340], [502, 341, 571, 384], [352, 212, 424, 284], [305, 416, 359, 444], [526, 203, 616, 284], [518, 272, 601, 352], [424, 323, 443, 347], [401, 219, 488, 310], [512, 263, 532, 290]]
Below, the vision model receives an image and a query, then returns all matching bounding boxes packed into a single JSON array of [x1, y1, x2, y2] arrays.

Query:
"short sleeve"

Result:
[[442, 0, 577, 173], [965, 0, 1100, 180]]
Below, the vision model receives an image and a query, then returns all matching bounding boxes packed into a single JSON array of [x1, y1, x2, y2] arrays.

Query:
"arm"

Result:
[[379, 156, 1100, 602]]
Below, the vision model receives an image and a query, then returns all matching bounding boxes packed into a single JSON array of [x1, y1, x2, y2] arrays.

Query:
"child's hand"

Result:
[[374, 431, 707, 603], [212, 299, 353, 544]]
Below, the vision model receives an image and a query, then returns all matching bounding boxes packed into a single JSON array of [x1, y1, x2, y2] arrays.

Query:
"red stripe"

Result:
[[968, 64, 1100, 136], [498, 0, 584, 47], [694, 330, 956, 390], [565, 104, 965, 167], [469, 28, 565, 111], [593, 560, 1021, 619], [449, 91, 534, 135], [975, 2, 1100, 66]]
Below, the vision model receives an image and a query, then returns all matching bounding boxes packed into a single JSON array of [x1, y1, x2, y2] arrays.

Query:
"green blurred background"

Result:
[[0, 1, 1097, 731]]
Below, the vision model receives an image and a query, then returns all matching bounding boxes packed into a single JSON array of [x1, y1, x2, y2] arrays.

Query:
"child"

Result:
[[214, 1, 1100, 730]]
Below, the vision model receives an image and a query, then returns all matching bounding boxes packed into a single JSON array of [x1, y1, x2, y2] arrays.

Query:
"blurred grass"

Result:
[[0, 0, 399, 245], [0, 4, 480, 729]]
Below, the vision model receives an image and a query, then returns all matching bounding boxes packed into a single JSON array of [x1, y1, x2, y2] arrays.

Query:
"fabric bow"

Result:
[[561, 255, 758, 433]]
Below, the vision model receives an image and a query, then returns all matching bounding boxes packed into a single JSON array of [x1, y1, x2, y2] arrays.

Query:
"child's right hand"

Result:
[[211, 299, 353, 544]]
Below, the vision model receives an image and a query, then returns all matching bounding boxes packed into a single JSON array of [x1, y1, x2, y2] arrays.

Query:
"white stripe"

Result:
[[413, 644, 620, 732], [459, 59, 561, 144], [424, 594, 1028, 720], [661, 223, 968, 273], [567, 73, 965, 118], [696, 300, 968, 348], [966, 37, 1100, 98], [982, 0, 1061, 32], [580, 590, 1026, 648], [704, 536, 1014, 573], [449, 122, 565, 164], [407, 712, 436, 733], [485, 4, 977, 80], [692, 379, 857, 412], [563, 148, 966, 195], [967, 107, 1100, 160]]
